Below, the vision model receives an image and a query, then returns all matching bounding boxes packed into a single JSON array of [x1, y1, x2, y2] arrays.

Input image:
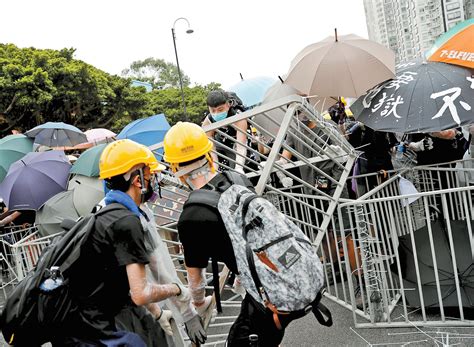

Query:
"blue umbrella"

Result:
[[228, 76, 276, 108], [117, 114, 170, 149], [25, 122, 87, 147], [0, 151, 71, 211]]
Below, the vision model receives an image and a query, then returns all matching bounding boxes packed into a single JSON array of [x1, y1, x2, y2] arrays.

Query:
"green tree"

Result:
[[121, 57, 191, 90], [148, 83, 220, 125], [0, 44, 152, 136]]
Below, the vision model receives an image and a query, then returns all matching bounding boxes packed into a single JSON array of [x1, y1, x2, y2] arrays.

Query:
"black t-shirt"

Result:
[[177, 175, 238, 273], [68, 209, 149, 340]]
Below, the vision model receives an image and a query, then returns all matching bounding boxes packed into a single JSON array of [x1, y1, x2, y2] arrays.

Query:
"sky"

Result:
[[2, 0, 368, 89]]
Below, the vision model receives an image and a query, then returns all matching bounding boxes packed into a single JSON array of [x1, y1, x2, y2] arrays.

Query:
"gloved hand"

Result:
[[175, 283, 191, 304], [184, 315, 207, 344], [408, 137, 433, 152], [157, 309, 174, 336], [231, 276, 246, 298], [193, 295, 213, 318], [275, 170, 293, 188]]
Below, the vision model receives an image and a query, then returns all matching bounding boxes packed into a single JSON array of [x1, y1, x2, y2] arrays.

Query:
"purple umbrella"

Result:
[[0, 151, 71, 211]]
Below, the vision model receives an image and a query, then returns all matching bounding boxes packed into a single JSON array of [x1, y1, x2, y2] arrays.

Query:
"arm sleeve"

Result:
[[111, 215, 149, 266], [178, 209, 212, 269]]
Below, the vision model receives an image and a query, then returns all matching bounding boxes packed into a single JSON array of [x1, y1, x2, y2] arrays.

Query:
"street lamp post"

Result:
[[171, 17, 193, 120]]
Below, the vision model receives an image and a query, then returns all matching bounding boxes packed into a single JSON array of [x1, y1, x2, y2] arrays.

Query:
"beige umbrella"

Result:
[[255, 81, 337, 137], [285, 30, 395, 98]]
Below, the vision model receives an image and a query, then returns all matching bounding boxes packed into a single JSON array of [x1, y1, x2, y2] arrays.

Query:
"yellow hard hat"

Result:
[[99, 139, 165, 180], [163, 122, 213, 165], [340, 97, 347, 106]]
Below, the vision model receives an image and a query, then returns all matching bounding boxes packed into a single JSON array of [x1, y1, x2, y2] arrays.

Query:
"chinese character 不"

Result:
[[431, 87, 472, 125]]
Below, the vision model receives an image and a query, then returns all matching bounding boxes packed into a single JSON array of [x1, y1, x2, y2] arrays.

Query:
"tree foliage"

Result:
[[0, 44, 219, 138], [121, 57, 191, 90]]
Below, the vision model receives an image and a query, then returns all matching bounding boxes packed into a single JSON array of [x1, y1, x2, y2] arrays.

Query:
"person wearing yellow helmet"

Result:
[[164, 122, 291, 347], [58, 139, 190, 346]]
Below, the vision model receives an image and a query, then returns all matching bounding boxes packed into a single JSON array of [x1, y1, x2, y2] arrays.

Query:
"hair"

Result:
[[207, 89, 228, 107], [105, 169, 140, 192]]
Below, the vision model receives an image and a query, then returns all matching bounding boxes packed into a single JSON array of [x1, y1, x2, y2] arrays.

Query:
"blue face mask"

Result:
[[211, 111, 228, 122]]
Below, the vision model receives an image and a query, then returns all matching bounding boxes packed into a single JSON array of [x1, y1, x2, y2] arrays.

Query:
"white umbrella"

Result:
[[285, 30, 395, 98]]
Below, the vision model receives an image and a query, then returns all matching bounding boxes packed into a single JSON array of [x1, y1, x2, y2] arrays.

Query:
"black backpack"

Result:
[[0, 203, 130, 345]]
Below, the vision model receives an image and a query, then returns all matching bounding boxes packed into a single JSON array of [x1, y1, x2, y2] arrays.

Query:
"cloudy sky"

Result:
[[3, 0, 368, 88]]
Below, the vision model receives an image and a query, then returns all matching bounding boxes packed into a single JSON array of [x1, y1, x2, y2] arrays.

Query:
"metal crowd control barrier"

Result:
[[150, 95, 357, 344], [328, 162, 474, 328]]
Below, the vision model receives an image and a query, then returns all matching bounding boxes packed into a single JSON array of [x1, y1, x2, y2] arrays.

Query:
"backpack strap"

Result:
[[211, 258, 223, 313], [311, 292, 333, 327], [184, 190, 221, 209]]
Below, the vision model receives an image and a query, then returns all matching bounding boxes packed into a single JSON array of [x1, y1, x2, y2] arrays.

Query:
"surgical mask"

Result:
[[211, 111, 228, 122], [143, 173, 161, 203]]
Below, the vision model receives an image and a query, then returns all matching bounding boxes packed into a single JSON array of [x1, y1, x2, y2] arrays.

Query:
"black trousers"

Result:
[[227, 294, 285, 347]]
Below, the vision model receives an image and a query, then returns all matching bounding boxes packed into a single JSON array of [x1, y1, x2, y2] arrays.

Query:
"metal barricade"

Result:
[[150, 95, 357, 344], [332, 162, 474, 328]]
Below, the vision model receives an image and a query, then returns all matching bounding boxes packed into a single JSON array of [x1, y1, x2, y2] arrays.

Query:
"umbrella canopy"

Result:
[[35, 190, 79, 236], [68, 175, 104, 216], [285, 32, 395, 97], [255, 82, 338, 137], [426, 18, 474, 69], [85, 128, 116, 144], [396, 218, 474, 309], [0, 134, 34, 183], [228, 76, 276, 108], [350, 60, 474, 133], [117, 114, 170, 149], [0, 151, 71, 210], [25, 121, 87, 147], [70, 143, 107, 177]]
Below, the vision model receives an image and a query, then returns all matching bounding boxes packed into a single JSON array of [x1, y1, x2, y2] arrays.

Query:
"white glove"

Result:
[[231, 276, 246, 298], [193, 295, 213, 318], [408, 140, 424, 152], [175, 284, 191, 305], [275, 170, 293, 188], [157, 309, 173, 336]]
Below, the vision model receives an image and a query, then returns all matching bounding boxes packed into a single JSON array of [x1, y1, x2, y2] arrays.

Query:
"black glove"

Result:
[[184, 315, 207, 344]]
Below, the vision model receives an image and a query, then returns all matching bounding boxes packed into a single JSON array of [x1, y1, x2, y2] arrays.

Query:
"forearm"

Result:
[[146, 302, 162, 318], [187, 267, 206, 304], [127, 263, 180, 306], [235, 141, 247, 168]]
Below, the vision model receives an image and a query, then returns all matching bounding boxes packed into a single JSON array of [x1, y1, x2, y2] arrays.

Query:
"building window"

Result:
[[446, 2, 460, 10], [447, 11, 461, 19]]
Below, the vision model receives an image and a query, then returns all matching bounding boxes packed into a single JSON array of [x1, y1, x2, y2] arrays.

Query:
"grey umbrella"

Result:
[[396, 217, 474, 309], [68, 175, 105, 216], [350, 60, 474, 133], [35, 190, 80, 236], [25, 122, 87, 147]]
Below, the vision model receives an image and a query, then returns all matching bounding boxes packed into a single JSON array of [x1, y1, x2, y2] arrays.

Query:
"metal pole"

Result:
[[171, 27, 187, 120]]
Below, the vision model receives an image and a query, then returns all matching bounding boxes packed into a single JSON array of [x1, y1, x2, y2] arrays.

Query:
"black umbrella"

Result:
[[396, 215, 474, 309], [350, 60, 474, 133]]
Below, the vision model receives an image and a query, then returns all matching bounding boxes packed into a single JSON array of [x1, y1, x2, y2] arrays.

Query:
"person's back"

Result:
[[66, 206, 147, 340]]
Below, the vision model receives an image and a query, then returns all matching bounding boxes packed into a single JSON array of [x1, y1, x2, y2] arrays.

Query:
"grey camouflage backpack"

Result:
[[185, 172, 331, 328]]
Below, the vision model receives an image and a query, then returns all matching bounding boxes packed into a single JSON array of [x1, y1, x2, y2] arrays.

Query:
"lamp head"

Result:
[[186, 28, 194, 34]]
